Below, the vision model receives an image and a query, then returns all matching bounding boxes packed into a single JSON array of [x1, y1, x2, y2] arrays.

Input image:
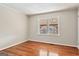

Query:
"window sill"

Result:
[[37, 33, 60, 36]]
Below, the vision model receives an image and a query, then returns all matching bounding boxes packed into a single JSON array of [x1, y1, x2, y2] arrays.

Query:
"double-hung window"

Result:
[[38, 17, 60, 36]]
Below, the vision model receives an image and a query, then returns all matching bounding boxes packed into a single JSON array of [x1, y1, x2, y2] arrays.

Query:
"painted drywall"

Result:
[[29, 9, 77, 47], [0, 5, 28, 50], [78, 8, 79, 48]]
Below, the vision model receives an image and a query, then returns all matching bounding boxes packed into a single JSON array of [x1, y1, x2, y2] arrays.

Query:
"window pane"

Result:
[[40, 19, 48, 34], [48, 18, 58, 34]]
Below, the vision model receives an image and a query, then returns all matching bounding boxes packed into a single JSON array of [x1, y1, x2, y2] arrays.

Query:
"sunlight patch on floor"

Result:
[[39, 49, 58, 56]]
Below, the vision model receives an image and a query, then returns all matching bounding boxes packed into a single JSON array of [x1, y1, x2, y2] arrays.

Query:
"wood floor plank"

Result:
[[0, 40, 78, 56]]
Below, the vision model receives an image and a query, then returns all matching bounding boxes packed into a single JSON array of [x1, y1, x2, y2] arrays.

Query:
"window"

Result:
[[38, 17, 60, 36]]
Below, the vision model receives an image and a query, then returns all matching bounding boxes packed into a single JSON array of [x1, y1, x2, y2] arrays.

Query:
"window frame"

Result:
[[37, 16, 60, 36]]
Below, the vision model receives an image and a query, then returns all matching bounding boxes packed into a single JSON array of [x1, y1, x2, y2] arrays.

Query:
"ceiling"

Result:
[[1, 3, 79, 15]]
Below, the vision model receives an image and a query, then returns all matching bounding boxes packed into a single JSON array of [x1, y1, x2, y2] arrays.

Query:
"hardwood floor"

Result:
[[0, 41, 78, 56]]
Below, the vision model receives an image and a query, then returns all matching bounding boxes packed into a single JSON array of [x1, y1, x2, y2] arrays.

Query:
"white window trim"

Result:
[[37, 16, 60, 36]]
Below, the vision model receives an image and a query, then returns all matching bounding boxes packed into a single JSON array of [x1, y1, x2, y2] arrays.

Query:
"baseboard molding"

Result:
[[77, 46, 79, 49], [29, 39, 77, 48], [0, 39, 77, 51], [0, 40, 29, 51]]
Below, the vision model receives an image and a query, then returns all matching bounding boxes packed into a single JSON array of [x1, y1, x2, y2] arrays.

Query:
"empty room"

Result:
[[0, 3, 79, 56]]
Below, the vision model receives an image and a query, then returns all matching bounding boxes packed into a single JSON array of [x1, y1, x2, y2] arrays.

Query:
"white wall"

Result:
[[0, 4, 78, 50], [78, 8, 79, 48], [0, 5, 28, 50], [29, 9, 77, 47]]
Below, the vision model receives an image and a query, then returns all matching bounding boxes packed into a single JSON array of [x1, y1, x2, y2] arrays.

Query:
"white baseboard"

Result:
[[0, 39, 77, 51], [29, 39, 77, 48], [0, 40, 29, 51], [77, 46, 79, 49]]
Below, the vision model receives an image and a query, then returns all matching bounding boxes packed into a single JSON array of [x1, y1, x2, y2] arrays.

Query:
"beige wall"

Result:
[[0, 5, 28, 50], [29, 9, 77, 47]]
